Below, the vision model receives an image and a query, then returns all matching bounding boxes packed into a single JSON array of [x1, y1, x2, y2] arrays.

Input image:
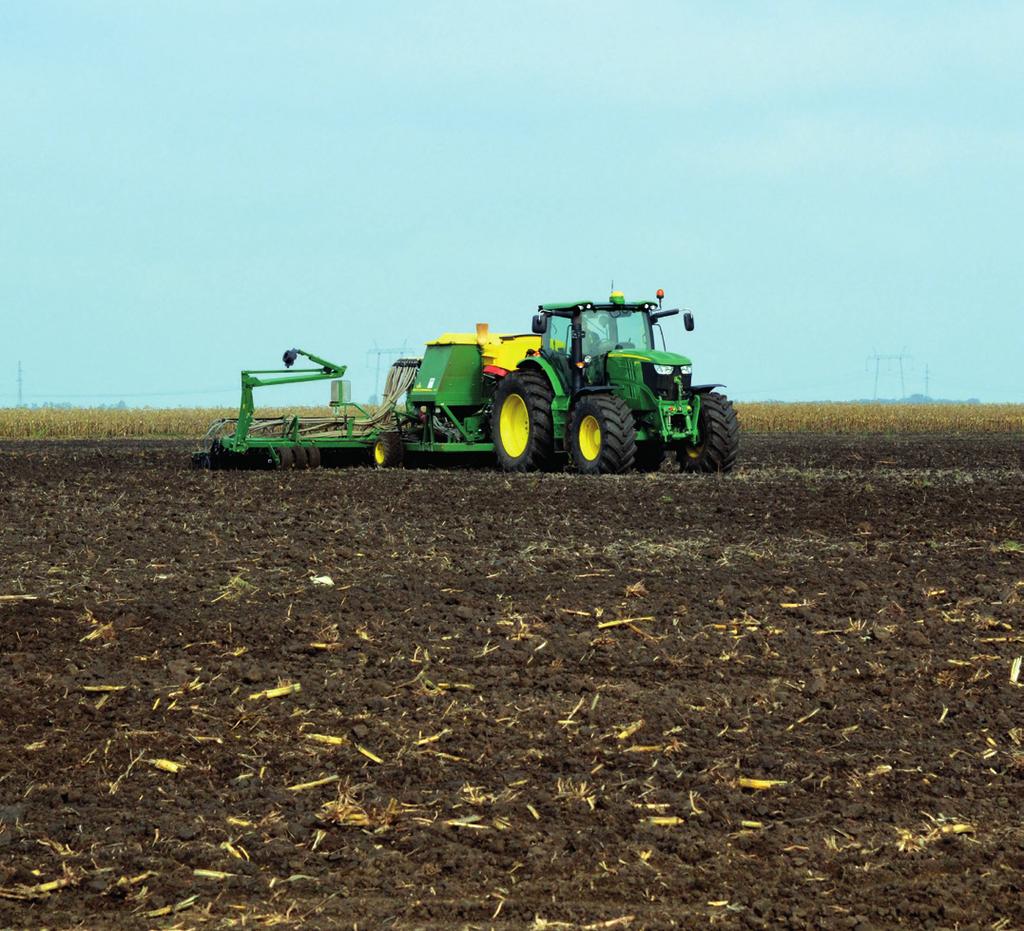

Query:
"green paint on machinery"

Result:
[[192, 289, 739, 474]]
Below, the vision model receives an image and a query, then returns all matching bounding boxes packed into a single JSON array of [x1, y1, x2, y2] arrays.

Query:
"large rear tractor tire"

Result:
[[492, 370, 555, 472], [678, 391, 739, 473], [372, 432, 404, 468], [568, 395, 637, 475]]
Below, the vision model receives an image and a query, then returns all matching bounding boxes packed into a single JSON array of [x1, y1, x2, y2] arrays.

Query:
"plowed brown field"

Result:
[[2, 437, 1023, 929]]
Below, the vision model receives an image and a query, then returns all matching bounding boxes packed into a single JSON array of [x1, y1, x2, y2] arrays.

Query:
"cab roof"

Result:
[[539, 300, 658, 313]]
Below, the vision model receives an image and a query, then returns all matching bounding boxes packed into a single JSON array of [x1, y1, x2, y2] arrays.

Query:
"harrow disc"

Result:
[[275, 446, 295, 470]]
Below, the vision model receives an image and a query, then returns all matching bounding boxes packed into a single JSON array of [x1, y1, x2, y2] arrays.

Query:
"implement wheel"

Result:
[[491, 370, 554, 472], [293, 446, 310, 469], [372, 432, 404, 468], [678, 391, 739, 473], [305, 446, 321, 469], [568, 395, 637, 475]]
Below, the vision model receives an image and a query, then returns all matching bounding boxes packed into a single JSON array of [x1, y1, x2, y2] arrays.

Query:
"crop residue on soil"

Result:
[[1, 436, 1023, 929]]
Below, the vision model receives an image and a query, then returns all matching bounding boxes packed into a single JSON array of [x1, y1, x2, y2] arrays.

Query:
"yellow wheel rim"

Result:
[[499, 393, 530, 458], [578, 414, 602, 461], [374, 441, 386, 465]]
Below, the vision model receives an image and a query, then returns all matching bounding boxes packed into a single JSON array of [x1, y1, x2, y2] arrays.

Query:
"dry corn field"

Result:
[[0, 407, 331, 440], [0, 402, 1021, 439], [1, 434, 1023, 928]]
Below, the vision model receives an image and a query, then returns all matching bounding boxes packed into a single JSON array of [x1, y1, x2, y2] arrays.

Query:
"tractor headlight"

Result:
[[679, 364, 692, 375], [653, 364, 674, 375]]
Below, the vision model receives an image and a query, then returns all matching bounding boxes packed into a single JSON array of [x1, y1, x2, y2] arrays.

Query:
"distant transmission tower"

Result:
[[17, 361, 23, 407], [867, 350, 911, 400], [366, 343, 411, 401]]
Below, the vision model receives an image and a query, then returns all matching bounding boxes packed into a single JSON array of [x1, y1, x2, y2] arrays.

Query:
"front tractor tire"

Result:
[[492, 370, 555, 472], [678, 391, 739, 473], [569, 395, 637, 475], [372, 432, 404, 468]]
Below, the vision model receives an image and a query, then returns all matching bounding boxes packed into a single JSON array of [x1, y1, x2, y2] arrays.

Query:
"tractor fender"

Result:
[[690, 384, 725, 394], [516, 357, 565, 396]]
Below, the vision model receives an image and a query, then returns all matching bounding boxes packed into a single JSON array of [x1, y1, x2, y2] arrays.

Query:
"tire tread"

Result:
[[569, 394, 637, 474]]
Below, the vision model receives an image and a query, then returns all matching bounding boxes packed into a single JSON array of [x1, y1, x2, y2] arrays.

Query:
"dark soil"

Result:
[[1, 436, 1023, 929]]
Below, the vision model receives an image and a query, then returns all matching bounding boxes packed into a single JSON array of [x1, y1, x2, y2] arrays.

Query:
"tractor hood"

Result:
[[607, 349, 692, 367], [603, 349, 694, 400]]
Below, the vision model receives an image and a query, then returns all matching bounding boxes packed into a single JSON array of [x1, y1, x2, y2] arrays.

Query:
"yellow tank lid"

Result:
[[426, 324, 540, 370], [427, 324, 527, 346]]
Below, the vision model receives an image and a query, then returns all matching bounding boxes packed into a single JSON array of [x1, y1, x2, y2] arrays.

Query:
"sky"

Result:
[[1, 1, 1022, 407]]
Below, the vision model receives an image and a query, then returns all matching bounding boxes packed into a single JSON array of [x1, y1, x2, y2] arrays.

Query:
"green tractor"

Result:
[[490, 290, 739, 474], [191, 289, 738, 475]]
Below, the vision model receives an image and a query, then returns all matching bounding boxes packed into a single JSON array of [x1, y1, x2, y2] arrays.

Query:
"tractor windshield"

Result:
[[586, 310, 652, 354]]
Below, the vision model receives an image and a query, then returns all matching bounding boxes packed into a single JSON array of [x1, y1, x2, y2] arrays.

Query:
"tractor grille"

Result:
[[642, 364, 692, 400]]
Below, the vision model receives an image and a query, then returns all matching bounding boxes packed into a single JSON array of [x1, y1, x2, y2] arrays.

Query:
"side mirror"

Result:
[[531, 313, 548, 335], [683, 312, 694, 332]]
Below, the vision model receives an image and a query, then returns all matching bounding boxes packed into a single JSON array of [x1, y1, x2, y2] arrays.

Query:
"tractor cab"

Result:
[[532, 291, 694, 394], [542, 305, 654, 358]]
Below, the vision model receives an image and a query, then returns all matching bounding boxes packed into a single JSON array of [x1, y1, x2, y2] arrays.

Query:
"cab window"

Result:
[[543, 315, 571, 354]]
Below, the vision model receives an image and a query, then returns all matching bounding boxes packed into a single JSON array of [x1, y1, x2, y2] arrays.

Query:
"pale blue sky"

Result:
[[2, 2, 1022, 405]]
